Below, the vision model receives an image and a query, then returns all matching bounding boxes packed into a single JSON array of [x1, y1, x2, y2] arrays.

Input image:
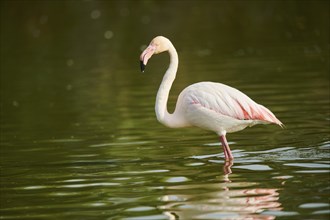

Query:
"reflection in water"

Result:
[[160, 163, 282, 220], [223, 160, 233, 177]]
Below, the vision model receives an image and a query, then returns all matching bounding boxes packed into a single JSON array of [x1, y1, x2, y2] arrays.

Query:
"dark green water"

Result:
[[1, 1, 329, 219]]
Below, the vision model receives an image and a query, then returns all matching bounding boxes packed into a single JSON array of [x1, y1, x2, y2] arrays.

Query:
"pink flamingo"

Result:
[[140, 36, 283, 160]]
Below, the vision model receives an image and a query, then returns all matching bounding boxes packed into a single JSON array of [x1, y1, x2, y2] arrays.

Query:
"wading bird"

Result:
[[139, 36, 282, 160]]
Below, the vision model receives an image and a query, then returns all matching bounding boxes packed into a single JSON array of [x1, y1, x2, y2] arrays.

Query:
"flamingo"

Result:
[[139, 36, 283, 160]]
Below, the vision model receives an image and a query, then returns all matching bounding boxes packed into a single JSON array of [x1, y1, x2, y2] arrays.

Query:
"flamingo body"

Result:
[[140, 36, 282, 160], [175, 81, 282, 135]]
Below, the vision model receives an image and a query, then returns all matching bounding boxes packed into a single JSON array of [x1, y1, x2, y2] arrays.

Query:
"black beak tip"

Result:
[[140, 61, 145, 73]]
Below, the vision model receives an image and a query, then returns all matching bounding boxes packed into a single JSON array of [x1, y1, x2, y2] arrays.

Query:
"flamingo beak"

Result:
[[140, 61, 146, 72], [139, 45, 156, 72]]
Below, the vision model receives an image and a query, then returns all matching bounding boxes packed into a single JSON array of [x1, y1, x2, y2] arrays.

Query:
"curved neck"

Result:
[[155, 44, 179, 127]]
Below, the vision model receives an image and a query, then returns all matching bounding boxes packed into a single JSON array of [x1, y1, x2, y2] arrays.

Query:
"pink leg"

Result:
[[223, 160, 233, 176], [220, 135, 233, 160]]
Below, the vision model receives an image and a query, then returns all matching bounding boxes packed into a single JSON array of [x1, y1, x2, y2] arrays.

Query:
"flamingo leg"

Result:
[[223, 160, 233, 176], [220, 135, 233, 160]]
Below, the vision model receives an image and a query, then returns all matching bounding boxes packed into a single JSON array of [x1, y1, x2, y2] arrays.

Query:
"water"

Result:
[[1, 1, 329, 219]]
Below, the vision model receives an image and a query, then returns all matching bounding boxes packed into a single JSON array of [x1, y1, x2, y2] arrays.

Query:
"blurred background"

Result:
[[1, 0, 329, 219], [1, 0, 328, 140]]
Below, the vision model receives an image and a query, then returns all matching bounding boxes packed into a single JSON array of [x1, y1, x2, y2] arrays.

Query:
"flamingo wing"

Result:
[[182, 82, 282, 126]]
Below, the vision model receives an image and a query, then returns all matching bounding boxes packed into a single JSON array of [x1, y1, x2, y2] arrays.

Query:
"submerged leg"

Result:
[[223, 160, 233, 176], [220, 135, 233, 160]]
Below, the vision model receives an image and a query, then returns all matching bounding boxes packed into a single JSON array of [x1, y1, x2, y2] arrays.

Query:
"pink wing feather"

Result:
[[185, 82, 283, 126]]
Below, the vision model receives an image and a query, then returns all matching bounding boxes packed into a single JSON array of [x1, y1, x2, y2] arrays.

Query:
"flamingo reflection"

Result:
[[160, 163, 282, 220]]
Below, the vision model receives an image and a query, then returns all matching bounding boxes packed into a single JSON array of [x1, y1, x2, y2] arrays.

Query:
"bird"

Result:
[[139, 36, 283, 160]]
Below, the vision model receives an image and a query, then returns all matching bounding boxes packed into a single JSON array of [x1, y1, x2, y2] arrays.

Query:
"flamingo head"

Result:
[[140, 36, 170, 72]]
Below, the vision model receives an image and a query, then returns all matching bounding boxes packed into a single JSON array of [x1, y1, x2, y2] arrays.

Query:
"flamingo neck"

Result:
[[155, 45, 179, 127]]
